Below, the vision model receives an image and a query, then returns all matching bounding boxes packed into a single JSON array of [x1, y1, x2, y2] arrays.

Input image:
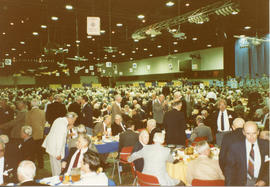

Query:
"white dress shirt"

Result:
[[217, 110, 231, 132], [245, 139, 261, 178], [120, 122, 126, 131], [67, 147, 88, 174], [0, 157, 4, 185]]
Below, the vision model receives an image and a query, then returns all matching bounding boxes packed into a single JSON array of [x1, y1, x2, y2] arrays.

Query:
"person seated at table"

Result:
[[61, 134, 91, 175], [186, 141, 224, 185], [93, 115, 111, 136], [68, 124, 86, 149], [132, 129, 149, 172], [73, 150, 108, 185], [118, 120, 138, 152], [17, 160, 48, 186], [128, 133, 180, 186], [19, 126, 35, 162], [189, 115, 213, 143], [146, 119, 161, 144], [111, 114, 126, 136]]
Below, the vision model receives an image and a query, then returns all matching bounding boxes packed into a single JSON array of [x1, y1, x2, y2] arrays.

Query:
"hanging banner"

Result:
[[49, 84, 61, 90], [173, 81, 181, 86], [145, 82, 152, 87], [72, 84, 82, 89], [92, 83, 101, 88], [158, 82, 166, 87], [87, 17, 100, 35], [133, 82, 139, 87]]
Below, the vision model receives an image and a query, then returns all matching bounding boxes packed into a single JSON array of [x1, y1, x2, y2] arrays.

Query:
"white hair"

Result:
[[77, 124, 86, 133], [17, 160, 36, 181], [195, 141, 210, 154], [153, 133, 165, 144], [31, 99, 40, 107], [0, 135, 9, 144], [115, 114, 122, 120], [21, 126, 32, 136], [147, 119, 156, 128], [66, 112, 78, 119]]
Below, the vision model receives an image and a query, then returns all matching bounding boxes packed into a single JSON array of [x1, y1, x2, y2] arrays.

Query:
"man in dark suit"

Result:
[[61, 134, 91, 175], [118, 121, 138, 152], [17, 160, 48, 186], [164, 100, 187, 146], [0, 99, 14, 125], [224, 121, 269, 186], [111, 114, 126, 136], [68, 96, 82, 126], [132, 129, 149, 172], [209, 99, 235, 146], [19, 126, 35, 162], [146, 119, 161, 144], [80, 95, 93, 135], [219, 118, 245, 173], [46, 94, 67, 125]]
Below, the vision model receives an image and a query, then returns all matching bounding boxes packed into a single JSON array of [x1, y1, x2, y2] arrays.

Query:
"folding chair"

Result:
[[191, 179, 225, 186], [136, 171, 160, 186]]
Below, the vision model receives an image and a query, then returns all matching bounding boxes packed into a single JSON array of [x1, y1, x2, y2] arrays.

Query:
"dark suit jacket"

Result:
[[20, 137, 35, 162], [118, 129, 138, 152], [61, 147, 77, 175], [111, 122, 125, 136], [132, 141, 144, 172], [5, 139, 22, 174], [68, 102, 81, 125], [219, 128, 245, 173], [148, 127, 161, 145], [209, 109, 235, 134], [164, 109, 187, 145], [80, 103, 93, 128], [224, 139, 269, 186], [46, 102, 67, 124]]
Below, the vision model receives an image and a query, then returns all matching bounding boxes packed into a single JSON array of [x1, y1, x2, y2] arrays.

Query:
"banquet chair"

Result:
[[111, 146, 134, 184], [191, 179, 225, 186], [136, 171, 160, 186]]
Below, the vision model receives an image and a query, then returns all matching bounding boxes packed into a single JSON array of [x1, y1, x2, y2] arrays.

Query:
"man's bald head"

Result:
[[232, 118, 245, 130], [243, 121, 259, 144]]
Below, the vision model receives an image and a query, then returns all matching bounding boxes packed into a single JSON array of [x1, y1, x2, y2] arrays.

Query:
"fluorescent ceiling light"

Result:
[[137, 15, 145, 19], [192, 37, 198, 40], [116, 23, 123, 27], [51, 16, 58, 21], [65, 5, 73, 10], [32, 32, 39, 36], [244, 26, 251, 30], [20, 41, 25, 44], [157, 45, 162, 48], [41, 25, 47, 29], [166, 1, 175, 7]]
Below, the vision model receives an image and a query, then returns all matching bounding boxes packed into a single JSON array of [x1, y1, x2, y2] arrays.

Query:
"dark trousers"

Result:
[[34, 139, 44, 168]]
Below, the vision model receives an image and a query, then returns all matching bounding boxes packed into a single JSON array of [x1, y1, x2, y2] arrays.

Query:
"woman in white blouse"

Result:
[[74, 151, 108, 185]]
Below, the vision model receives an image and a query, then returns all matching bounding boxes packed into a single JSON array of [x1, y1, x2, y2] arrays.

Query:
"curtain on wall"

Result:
[[235, 34, 269, 78]]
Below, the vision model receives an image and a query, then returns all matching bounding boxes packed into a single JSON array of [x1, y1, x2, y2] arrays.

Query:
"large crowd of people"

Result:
[[0, 76, 269, 186]]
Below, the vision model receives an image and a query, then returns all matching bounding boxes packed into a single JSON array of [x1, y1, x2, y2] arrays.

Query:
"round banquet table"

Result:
[[94, 141, 119, 154]]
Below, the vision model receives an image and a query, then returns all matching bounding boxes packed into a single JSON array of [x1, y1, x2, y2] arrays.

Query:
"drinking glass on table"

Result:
[[70, 168, 81, 182]]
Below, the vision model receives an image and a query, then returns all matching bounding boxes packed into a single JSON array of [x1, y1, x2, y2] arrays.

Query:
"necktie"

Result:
[[247, 144, 254, 179], [72, 150, 81, 168], [221, 112, 225, 131]]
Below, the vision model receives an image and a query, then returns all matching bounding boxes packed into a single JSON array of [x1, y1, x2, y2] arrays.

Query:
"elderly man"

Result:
[[210, 99, 235, 146], [219, 117, 245, 172], [118, 121, 138, 152], [61, 134, 91, 175], [128, 133, 179, 185], [153, 94, 166, 129], [42, 112, 77, 176], [19, 126, 35, 162], [132, 130, 149, 172], [93, 115, 112, 136], [25, 98, 46, 168], [111, 114, 126, 136], [68, 96, 82, 126], [0, 100, 27, 140], [17, 160, 45, 186], [80, 95, 93, 134], [186, 141, 224, 185], [46, 94, 67, 125], [190, 115, 213, 143], [112, 95, 122, 123], [146, 119, 161, 144], [164, 100, 187, 146], [224, 121, 269, 186]]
